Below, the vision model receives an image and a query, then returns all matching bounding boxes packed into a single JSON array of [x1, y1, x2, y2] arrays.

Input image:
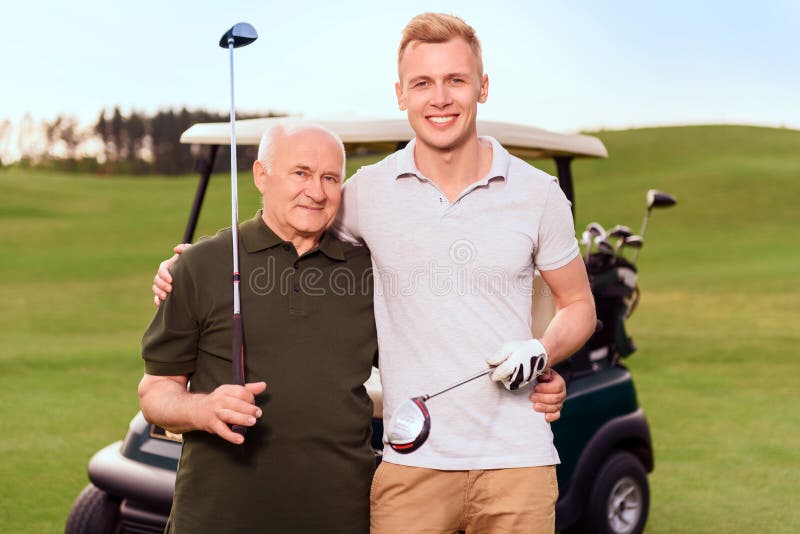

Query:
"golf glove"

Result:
[[487, 339, 549, 390]]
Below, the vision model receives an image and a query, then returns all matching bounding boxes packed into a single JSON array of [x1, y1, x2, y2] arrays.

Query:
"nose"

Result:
[[305, 178, 327, 203], [431, 83, 452, 108]]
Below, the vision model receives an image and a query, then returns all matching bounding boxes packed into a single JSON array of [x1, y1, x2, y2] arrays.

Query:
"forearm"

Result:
[[540, 297, 596, 366], [138, 376, 205, 434]]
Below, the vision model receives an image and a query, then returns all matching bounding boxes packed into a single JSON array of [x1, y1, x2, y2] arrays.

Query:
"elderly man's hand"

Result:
[[197, 382, 267, 444], [529, 369, 566, 423], [152, 243, 191, 307]]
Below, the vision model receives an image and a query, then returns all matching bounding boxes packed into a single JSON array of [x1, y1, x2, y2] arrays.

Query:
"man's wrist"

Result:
[[527, 339, 549, 374]]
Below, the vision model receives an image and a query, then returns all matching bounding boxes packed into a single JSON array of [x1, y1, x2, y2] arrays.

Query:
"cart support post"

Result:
[[182, 144, 220, 243], [554, 156, 575, 219]]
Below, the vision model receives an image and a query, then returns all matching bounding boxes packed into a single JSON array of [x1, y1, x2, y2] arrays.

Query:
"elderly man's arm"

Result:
[[138, 374, 266, 445]]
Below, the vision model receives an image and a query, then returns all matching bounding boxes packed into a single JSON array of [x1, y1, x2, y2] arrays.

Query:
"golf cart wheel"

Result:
[[65, 484, 121, 534], [580, 451, 649, 534]]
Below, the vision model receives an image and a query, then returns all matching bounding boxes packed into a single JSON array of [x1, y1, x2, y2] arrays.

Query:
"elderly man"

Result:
[[139, 123, 377, 533]]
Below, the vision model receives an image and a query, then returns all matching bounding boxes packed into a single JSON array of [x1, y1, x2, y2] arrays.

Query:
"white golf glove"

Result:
[[487, 339, 549, 391]]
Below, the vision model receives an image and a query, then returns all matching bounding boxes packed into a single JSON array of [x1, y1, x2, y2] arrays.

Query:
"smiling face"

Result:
[[395, 37, 488, 154], [253, 126, 344, 249]]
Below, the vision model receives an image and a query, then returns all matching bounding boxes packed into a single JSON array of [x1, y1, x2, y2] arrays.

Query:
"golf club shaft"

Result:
[[634, 208, 652, 263], [228, 40, 246, 436], [424, 368, 493, 401], [228, 41, 241, 319]]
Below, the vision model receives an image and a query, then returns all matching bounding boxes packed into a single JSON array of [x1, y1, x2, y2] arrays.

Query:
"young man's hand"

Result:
[[152, 243, 191, 307], [486, 339, 548, 390]]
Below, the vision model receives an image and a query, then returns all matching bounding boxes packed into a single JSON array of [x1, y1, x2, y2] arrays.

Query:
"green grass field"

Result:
[[1, 125, 798, 532]]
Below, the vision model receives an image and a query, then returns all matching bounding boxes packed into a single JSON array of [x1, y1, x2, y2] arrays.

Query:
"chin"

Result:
[[290, 219, 329, 236], [419, 134, 467, 152]]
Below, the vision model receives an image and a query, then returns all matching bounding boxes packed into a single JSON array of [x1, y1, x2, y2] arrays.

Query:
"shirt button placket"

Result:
[[289, 262, 306, 316]]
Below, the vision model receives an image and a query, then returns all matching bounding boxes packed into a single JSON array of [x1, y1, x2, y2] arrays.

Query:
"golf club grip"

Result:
[[231, 313, 247, 436], [231, 314, 245, 385]]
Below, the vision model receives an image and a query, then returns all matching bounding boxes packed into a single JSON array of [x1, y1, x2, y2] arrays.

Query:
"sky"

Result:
[[1, 0, 798, 142]]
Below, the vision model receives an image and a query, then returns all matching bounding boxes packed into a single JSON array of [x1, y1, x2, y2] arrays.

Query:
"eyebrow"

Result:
[[407, 72, 470, 84], [293, 164, 341, 178], [449, 72, 470, 78]]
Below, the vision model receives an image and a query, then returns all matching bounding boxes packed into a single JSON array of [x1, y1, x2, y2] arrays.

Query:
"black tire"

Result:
[[65, 484, 121, 534], [572, 450, 649, 534]]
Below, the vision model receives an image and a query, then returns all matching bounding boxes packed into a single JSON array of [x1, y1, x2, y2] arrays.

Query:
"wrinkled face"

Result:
[[395, 38, 488, 153], [253, 128, 343, 243]]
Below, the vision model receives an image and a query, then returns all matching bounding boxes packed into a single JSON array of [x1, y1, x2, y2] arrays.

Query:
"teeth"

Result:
[[429, 116, 454, 124]]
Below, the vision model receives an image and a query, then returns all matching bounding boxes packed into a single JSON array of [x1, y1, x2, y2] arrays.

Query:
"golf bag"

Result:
[[555, 253, 639, 379]]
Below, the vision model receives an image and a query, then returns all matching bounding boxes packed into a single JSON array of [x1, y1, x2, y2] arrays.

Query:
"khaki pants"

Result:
[[370, 462, 558, 534]]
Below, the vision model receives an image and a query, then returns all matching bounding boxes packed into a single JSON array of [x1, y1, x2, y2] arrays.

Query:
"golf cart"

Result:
[[67, 117, 656, 534]]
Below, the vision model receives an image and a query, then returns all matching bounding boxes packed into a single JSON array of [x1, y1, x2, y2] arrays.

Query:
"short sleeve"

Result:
[[331, 172, 364, 244], [141, 256, 201, 376], [534, 179, 580, 271]]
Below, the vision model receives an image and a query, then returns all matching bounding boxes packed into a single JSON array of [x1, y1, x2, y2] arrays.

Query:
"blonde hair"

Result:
[[397, 13, 483, 76]]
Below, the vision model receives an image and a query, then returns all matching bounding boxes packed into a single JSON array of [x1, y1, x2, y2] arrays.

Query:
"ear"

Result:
[[478, 74, 489, 104], [395, 81, 407, 111], [253, 160, 266, 194]]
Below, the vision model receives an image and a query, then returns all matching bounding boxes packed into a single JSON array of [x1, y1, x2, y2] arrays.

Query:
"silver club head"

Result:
[[622, 235, 644, 249], [595, 236, 615, 255], [586, 222, 606, 238], [386, 368, 492, 454], [386, 397, 431, 454], [608, 224, 634, 239]]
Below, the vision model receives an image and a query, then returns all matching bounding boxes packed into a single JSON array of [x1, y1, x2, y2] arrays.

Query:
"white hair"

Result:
[[257, 121, 346, 178]]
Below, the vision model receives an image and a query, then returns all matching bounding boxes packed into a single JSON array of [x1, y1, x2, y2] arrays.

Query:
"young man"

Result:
[[139, 124, 377, 533], [334, 13, 595, 533]]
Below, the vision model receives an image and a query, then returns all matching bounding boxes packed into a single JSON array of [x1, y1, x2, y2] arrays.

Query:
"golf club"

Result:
[[387, 356, 546, 454], [634, 189, 676, 262], [619, 235, 643, 257], [595, 236, 616, 256], [387, 368, 493, 454], [580, 230, 592, 258], [608, 224, 633, 239], [608, 224, 633, 254], [220, 22, 258, 435], [585, 222, 606, 256]]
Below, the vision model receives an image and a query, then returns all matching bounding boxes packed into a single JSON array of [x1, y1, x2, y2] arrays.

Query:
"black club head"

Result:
[[646, 189, 677, 210], [219, 23, 258, 48]]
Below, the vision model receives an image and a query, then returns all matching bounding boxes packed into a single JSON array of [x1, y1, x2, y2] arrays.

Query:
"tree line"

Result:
[[1, 108, 282, 175]]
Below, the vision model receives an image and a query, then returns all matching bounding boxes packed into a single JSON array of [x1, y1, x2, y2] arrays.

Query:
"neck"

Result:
[[289, 236, 321, 256], [413, 135, 493, 201]]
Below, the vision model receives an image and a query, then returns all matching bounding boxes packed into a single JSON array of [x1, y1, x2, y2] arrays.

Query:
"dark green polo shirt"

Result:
[[142, 211, 377, 534]]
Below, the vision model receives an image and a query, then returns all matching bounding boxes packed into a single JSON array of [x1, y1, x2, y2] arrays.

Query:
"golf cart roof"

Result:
[[179, 116, 607, 160]]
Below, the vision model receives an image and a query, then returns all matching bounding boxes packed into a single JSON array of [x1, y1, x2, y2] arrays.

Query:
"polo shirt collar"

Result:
[[240, 210, 346, 261], [317, 231, 346, 261], [395, 136, 512, 185]]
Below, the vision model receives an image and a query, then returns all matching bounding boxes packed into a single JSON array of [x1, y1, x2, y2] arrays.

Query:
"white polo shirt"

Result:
[[336, 136, 579, 469]]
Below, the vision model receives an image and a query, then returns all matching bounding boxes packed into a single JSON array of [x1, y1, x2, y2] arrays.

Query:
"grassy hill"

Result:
[[1, 125, 798, 532]]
